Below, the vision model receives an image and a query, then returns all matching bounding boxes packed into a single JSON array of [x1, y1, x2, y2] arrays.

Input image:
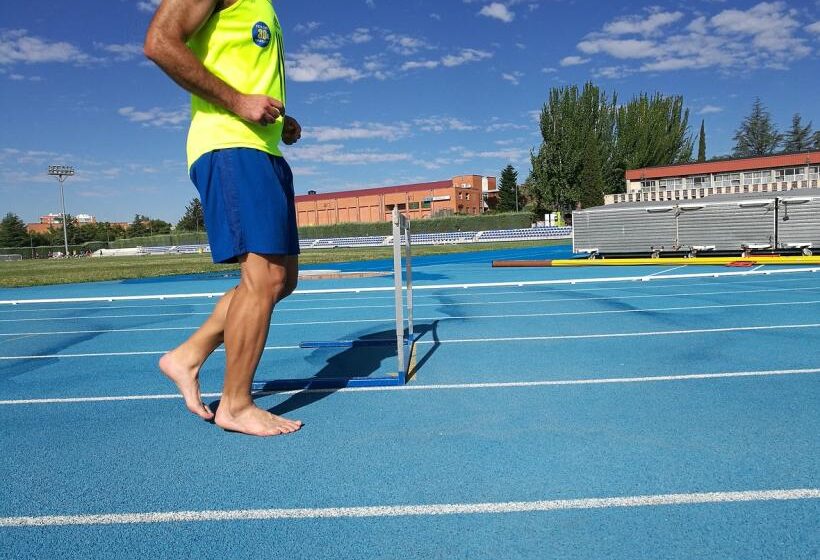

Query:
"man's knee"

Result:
[[278, 274, 298, 302], [240, 254, 289, 302]]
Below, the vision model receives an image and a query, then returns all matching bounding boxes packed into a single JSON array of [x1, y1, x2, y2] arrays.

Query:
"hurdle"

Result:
[[252, 208, 419, 391]]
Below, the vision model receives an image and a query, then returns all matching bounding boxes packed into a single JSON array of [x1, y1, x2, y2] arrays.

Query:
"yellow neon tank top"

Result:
[[186, 0, 286, 168]]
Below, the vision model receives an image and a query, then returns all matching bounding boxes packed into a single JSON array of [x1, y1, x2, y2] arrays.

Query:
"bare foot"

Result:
[[214, 403, 302, 437], [159, 350, 214, 421]]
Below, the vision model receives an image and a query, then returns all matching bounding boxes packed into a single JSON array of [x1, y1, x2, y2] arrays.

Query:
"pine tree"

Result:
[[497, 165, 520, 212], [177, 198, 206, 231], [129, 214, 149, 237], [814, 131, 820, 150], [732, 98, 782, 157], [783, 113, 814, 153], [697, 120, 707, 162], [577, 135, 605, 208], [0, 213, 30, 248]]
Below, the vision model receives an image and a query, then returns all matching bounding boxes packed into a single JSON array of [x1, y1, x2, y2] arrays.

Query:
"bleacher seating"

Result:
[[131, 227, 573, 256], [477, 227, 572, 242]]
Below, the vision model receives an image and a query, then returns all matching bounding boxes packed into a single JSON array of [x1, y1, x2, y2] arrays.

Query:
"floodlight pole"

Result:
[[47, 165, 75, 257]]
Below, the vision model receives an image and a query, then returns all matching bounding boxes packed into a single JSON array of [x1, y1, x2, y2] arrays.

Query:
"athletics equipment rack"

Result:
[[252, 208, 419, 391]]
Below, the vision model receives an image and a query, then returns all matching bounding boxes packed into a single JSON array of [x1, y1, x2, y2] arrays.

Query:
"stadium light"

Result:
[[47, 165, 75, 257]]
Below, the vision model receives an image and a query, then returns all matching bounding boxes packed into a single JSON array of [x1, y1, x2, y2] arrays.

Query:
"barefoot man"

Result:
[[145, 0, 303, 436]]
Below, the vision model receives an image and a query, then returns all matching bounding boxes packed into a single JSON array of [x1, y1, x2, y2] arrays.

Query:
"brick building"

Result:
[[607, 150, 820, 205], [295, 174, 497, 226]]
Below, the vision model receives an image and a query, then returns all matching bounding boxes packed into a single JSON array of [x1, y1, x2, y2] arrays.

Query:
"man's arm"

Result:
[[144, 0, 283, 126]]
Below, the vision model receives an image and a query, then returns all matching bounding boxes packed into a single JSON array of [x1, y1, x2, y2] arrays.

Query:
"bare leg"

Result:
[[159, 288, 235, 420], [214, 253, 302, 436]]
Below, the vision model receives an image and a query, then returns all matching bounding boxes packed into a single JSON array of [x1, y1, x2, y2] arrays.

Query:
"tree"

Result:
[[697, 120, 707, 162], [528, 82, 617, 215], [815, 131, 820, 150], [177, 197, 205, 231], [732, 98, 781, 157], [129, 214, 149, 237], [577, 134, 606, 208], [497, 165, 520, 212], [528, 83, 691, 215], [783, 113, 814, 153], [0, 213, 29, 248]]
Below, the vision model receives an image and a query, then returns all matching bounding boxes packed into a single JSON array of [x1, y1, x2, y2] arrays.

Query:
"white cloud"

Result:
[[0, 29, 92, 65], [698, 105, 724, 115], [806, 21, 820, 35], [571, 2, 814, 74], [502, 71, 524, 85], [287, 53, 363, 82], [136, 0, 160, 12], [402, 59, 439, 70], [577, 39, 656, 59], [94, 42, 144, 61], [385, 34, 427, 55], [308, 122, 410, 142], [118, 106, 189, 128], [287, 144, 411, 165], [442, 48, 492, 67], [560, 55, 590, 66], [413, 117, 478, 132], [294, 21, 322, 34], [403, 48, 492, 71], [603, 11, 683, 36], [479, 3, 515, 23]]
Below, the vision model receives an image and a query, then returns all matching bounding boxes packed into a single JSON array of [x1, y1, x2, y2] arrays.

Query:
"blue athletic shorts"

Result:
[[190, 148, 300, 264]]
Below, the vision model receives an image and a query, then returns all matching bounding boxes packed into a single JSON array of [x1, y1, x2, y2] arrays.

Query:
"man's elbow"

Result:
[[143, 31, 163, 63]]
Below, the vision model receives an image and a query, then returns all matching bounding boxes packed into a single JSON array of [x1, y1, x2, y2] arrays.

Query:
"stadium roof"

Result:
[[296, 180, 453, 202], [626, 150, 820, 181]]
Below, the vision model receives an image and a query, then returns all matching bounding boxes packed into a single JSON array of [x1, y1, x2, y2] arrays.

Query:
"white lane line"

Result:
[[5, 284, 820, 324], [3, 266, 819, 305], [2, 274, 814, 315], [3, 322, 820, 360], [6, 298, 820, 337], [413, 323, 820, 346], [1, 489, 817, 527], [645, 266, 687, 277], [1, 368, 818, 406], [0, 344, 300, 361]]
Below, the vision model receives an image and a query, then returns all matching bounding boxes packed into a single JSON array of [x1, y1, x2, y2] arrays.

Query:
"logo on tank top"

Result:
[[252, 22, 271, 47]]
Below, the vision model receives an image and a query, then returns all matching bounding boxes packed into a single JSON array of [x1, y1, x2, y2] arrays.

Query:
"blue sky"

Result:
[[1, 0, 819, 224]]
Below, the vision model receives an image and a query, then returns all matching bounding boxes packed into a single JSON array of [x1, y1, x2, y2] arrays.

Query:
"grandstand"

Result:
[[92, 226, 573, 256], [573, 189, 820, 256]]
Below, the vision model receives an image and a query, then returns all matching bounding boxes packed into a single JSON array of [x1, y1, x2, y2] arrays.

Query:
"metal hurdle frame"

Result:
[[251, 208, 418, 391]]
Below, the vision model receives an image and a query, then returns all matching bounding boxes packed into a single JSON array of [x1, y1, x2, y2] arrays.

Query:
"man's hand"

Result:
[[282, 115, 302, 145], [232, 94, 285, 126]]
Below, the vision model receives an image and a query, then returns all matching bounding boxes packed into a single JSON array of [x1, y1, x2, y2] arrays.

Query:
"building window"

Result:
[[409, 202, 420, 210], [422, 200, 431, 209], [775, 167, 807, 182], [685, 176, 709, 188], [714, 173, 741, 187], [743, 170, 772, 185], [640, 180, 656, 192]]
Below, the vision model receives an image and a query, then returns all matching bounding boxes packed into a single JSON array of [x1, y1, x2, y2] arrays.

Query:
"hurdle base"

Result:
[[299, 339, 396, 349], [255, 333, 421, 391], [251, 374, 402, 391]]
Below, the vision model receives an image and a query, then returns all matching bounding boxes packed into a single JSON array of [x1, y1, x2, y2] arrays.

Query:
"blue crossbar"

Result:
[[299, 339, 396, 349]]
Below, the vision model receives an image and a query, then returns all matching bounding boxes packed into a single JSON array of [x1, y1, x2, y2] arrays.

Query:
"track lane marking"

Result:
[[1, 489, 817, 527], [1, 367, 818, 405], [2, 266, 818, 306], [4, 284, 820, 324], [5, 298, 820, 337]]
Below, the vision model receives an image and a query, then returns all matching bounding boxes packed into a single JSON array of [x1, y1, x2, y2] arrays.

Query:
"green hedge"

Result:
[[24, 213, 534, 253], [109, 231, 210, 249], [298, 212, 532, 238]]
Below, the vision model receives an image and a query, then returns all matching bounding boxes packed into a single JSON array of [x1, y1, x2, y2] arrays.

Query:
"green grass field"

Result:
[[0, 240, 567, 288]]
